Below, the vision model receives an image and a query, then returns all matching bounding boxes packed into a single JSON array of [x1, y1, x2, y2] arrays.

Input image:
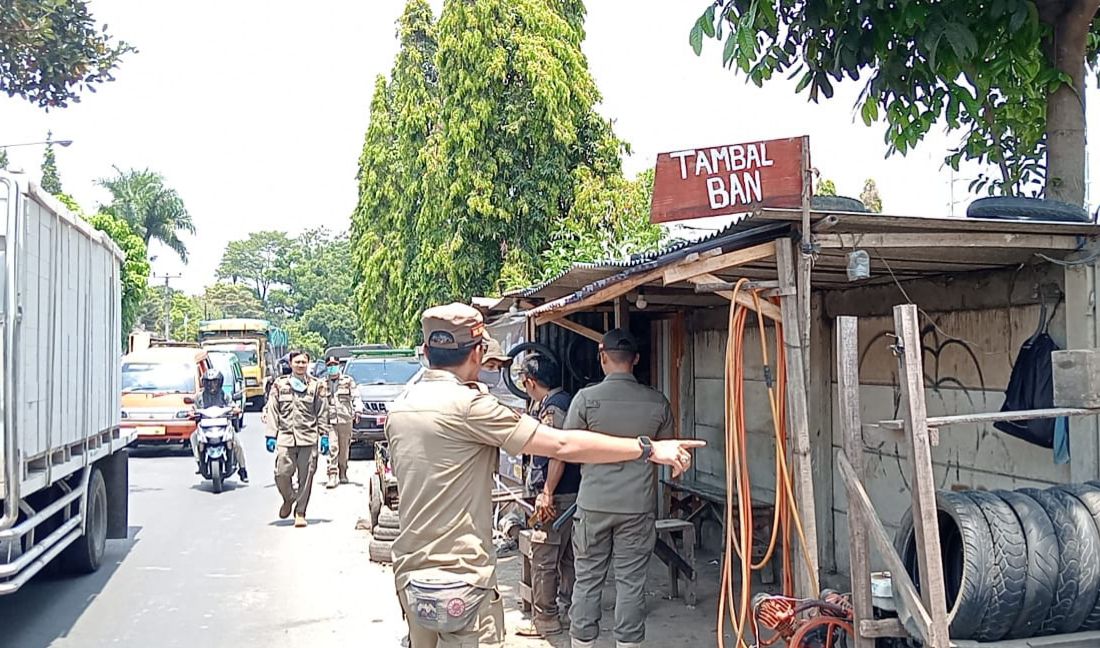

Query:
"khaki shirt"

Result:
[[264, 374, 332, 447], [385, 369, 540, 589], [564, 372, 674, 514], [320, 374, 362, 425]]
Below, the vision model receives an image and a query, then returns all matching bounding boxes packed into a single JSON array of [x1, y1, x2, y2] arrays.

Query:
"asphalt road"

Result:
[[0, 413, 407, 648]]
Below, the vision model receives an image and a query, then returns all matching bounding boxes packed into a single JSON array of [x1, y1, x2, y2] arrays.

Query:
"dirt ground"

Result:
[[494, 547, 735, 648]]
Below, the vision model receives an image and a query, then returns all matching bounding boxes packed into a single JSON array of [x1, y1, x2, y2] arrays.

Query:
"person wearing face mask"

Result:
[[320, 356, 364, 489], [384, 304, 704, 648], [263, 350, 333, 527], [479, 336, 512, 387]]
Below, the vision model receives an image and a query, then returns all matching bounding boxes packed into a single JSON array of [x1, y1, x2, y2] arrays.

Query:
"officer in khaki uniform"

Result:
[[264, 350, 332, 528], [385, 304, 703, 648], [320, 355, 364, 488], [567, 329, 675, 648]]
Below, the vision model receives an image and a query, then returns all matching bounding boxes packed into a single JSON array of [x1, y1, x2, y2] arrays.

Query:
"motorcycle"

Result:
[[194, 405, 240, 493]]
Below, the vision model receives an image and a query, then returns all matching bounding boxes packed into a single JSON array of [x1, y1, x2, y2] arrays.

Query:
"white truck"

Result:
[[0, 173, 132, 595]]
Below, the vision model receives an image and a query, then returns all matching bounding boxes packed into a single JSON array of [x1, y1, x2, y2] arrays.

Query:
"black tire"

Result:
[[61, 468, 108, 574], [965, 491, 1027, 641], [564, 334, 598, 386], [998, 490, 1058, 639], [966, 196, 1091, 223], [373, 525, 400, 542], [1059, 483, 1100, 631], [378, 506, 400, 530], [369, 474, 383, 529], [811, 195, 868, 213], [503, 342, 559, 400], [211, 460, 223, 494], [1021, 487, 1100, 634], [894, 491, 992, 640], [369, 538, 394, 564]]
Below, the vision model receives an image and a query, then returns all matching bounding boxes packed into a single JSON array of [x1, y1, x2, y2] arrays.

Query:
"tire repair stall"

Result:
[[486, 190, 1100, 646]]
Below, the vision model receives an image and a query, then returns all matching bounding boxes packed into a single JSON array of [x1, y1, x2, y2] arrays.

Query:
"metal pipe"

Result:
[[0, 472, 84, 540], [0, 514, 82, 578], [0, 175, 21, 531], [0, 527, 81, 594]]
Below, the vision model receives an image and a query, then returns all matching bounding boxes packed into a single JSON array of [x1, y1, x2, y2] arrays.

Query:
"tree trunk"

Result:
[[1043, 0, 1099, 205]]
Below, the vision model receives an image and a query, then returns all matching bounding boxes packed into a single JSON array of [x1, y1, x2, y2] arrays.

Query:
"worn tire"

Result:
[[369, 538, 394, 564], [1059, 483, 1100, 631], [378, 506, 401, 530], [894, 491, 992, 640], [967, 196, 1091, 223], [503, 341, 559, 399], [61, 468, 108, 575], [962, 491, 1027, 641], [372, 525, 400, 542], [811, 195, 868, 213], [1021, 487, 1100, 634], [998, 490, 1058, 639], [369, 474, 383, 529]]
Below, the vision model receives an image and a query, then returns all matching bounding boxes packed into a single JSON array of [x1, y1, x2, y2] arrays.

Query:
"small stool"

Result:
[[518, 529, 534, 613], [655, 518, 697, 606]]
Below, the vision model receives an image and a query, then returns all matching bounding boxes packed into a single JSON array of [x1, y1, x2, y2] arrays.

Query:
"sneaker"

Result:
[[326, 474, 338, 489], [279, 501, 293, 519], [339, 475, 349, 484], [294, 514, 307, 528], [238, 469, 249, 483]]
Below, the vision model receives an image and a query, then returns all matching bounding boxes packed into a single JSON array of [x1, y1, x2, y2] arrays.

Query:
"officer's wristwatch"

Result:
[[637, 436, 654, 462]]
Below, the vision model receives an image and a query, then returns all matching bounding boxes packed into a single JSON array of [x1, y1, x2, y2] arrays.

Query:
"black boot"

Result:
[[238, 468, 249, 483]]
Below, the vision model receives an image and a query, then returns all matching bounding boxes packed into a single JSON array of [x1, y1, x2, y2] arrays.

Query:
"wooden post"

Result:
[[798, 136, 813, 389], [893, 304, 951, 647], [1066, 259, 1100, 483], [836, 316, 873, 648], [809, 293, 835, 574], [776, 240, 820, 597], [614, 296, 630, 329]]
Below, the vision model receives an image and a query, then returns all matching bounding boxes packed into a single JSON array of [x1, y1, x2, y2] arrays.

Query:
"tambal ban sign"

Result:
[[649, 136, 807, 224]]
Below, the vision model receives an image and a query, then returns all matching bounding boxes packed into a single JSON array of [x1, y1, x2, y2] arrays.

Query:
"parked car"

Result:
[[122, 347, 212, 446], [343, 349, 424, 457]]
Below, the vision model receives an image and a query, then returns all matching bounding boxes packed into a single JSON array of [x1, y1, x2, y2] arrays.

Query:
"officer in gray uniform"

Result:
[[566, 329, 674, 648]]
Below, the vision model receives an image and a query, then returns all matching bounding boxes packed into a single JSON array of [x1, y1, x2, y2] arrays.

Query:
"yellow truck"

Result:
[[198, 319, 288, 408]]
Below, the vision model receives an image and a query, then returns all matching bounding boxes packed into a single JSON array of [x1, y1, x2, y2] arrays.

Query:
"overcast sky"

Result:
[[2, 1, 1098, 293]]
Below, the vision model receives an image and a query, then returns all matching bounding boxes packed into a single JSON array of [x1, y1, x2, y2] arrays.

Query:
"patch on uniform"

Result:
[[540, 411, 556, 426], [446, 597, 467, 618], [416, 599, 439, 622]]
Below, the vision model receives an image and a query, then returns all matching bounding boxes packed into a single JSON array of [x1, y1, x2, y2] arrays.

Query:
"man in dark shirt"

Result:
[[518, 354, 579, 638]]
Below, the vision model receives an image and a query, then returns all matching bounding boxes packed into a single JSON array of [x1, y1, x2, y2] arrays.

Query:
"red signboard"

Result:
[[649, 136, 807, 224]]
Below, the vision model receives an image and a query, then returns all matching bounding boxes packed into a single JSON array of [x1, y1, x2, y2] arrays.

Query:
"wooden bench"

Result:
[[662, 478, 778, 584], [655, 518, 697, 606]]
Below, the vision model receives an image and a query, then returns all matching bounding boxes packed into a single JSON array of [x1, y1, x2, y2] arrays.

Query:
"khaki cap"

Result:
[[422, 303, 487, 349], [482, 335, 512, 364]]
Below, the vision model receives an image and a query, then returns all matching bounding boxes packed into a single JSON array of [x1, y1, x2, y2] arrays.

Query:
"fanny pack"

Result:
[[404, 577, 488, 634]]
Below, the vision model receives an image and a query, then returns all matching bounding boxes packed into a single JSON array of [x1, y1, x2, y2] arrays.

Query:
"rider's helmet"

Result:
[[201, 369, 224, 394]]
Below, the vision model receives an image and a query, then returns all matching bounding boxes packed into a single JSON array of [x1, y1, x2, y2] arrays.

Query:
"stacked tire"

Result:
[[895, 483, 1100, 640], [370, 506, 400, 564]]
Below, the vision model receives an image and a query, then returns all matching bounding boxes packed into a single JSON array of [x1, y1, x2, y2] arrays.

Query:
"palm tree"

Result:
[[98, 167, 195, 262]]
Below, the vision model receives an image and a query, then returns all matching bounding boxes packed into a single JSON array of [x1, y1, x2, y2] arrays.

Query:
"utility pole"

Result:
[[152, 273, 182, 340]]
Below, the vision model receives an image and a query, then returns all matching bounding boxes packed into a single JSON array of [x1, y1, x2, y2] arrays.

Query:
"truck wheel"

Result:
[[378, 506, 401, 530], [211, 460, 224, 494], [369, 474, 383, 529], [62, 467, 108, 574], [369, 538, 394, 564]]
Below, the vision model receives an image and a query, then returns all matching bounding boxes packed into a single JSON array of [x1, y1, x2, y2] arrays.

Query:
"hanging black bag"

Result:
[[994, 302, 1059, 447]]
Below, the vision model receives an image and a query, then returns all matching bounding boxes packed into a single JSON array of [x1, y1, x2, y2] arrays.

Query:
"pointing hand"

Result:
[[650, 439, 706, 478]]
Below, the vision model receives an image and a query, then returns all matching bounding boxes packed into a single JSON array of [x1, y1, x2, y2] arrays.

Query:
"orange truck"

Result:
[[121, 347, 212, 445]]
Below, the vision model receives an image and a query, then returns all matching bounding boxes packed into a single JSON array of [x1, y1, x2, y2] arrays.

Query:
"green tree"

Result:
[[353, 0, 624, 343], [539, 168, 662, 282], [86, 213, 150, 342], [691, 1, 1100, 203], [216, 231, 294, 303], [815, 179, 837, 197], [136, 286, 200, 341], [1, 0, 134, 109], [40, 132, 62, 194], [283, 319, 326, 359], [860, 179, 884, 214], [202, 282, 264, 319], [98, 167, 194, 262], [302, 302, 358, 348]]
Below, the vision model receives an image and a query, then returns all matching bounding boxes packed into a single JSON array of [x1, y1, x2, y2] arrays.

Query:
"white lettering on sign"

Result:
[[668, 142, 775, 210]]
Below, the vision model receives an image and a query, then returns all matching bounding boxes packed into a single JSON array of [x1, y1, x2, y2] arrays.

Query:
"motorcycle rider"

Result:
[[192, 369, 249, 483]]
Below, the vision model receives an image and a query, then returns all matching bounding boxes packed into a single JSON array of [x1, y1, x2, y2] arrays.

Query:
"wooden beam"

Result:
[[860, 617, 908, 638], [837, 453, 932, 645], [661, 241, 777, 285], [877, 406, 1100, 431], [776, 241, 820, 598], [837, 316, 873, 648], [534, 264, 666, 325], [816, 232, 1083, 250], [687, 274, 783, 322], [614, 296, 630, 328], [893, 304, 951, 648], [693, 279, 780, 293], [547, 317, 603, 343]]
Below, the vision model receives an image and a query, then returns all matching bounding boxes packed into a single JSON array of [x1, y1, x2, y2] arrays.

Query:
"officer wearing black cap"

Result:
[[566, 328, 675, 648], [320, 355, 364, 488]]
